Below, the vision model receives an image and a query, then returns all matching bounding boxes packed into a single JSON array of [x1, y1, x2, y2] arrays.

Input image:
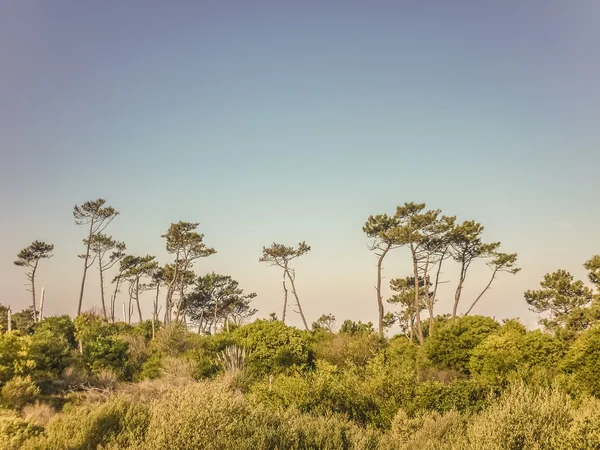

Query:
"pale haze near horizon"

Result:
[[1, 1, 598, 332]]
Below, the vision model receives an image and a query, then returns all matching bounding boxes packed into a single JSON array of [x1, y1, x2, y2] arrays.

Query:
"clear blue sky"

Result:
[[1, 1, 598, 330]]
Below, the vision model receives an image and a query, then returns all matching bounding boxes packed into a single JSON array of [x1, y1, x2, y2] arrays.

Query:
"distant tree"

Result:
[[387, 276, 428, 342], [85, 234, 125, 320], [259, 241, 311, 331], [388, 202, 455, 343], [465, 252, 520, 315], [584, 255, 600, 290], [73, 199, 119, 315], [449, 221, 499, 318], [14, 241, 54, 321], [363, 213, 401, 338], [525, 269, 593, 332], [339, 319, 374, 335], [121, 255, 157, 323], [312, 314, 336, 332], [162, 222, 216, 323], [184, 273, 256, 334], [11, 306, 36, 332]]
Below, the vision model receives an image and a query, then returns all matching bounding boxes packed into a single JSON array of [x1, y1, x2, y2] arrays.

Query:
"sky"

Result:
[[1, 1, 599, 332]]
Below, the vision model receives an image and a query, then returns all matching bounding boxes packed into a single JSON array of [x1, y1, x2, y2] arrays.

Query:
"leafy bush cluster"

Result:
[[2, 309, 600, 448]]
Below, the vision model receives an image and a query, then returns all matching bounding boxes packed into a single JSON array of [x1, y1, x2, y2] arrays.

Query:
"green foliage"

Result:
[[561, 325, 600, 396], [339, 319, 375, 335], [525, 270, 594, 332], [1, 376, 40, 410], [233, 320, 311, 375], [0, 409, 43, 450], [0, 333, 35, 386], [425, 316, 500, 374]]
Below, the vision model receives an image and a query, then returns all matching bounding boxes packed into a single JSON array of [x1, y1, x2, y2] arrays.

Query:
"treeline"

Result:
[[11, 198, 524, 335], [3, 198, 600, 449]]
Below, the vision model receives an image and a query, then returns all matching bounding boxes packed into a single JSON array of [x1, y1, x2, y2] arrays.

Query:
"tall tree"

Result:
[[389, 202, 454, 343], [363, 213, 401, 337], [525, 269, 592, 332], [14, 240, 54, 321], [584, 255, 600, 291], [183, 272, 257, 333], [86, 234, 125, 320], [259, 242, 311, 331], [161, 222, 216, 323], [73, 199, 119, 315], [466, 252, 520, 315], [387, 276, 429, 342], [121, 255, 157, 323], [449, 220, 499, 319]]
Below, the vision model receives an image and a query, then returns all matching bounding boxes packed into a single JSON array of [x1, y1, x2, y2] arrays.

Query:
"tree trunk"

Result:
[[452, 258, 468, 319], [7, 307, 11, 332], [465, 268, 499, 316], [99, 267, 107, 320], [31, 262, 38, 321], [39, 288, 45, 322], [111, 274, 121, 324], [375, 245, 391, 338], [135, 278, 143, 323], [412, 247, 424, 345], [282, 268, 288, 324], [213, 298, 219, 334], [286, 269, 309, 331], [77, 223, 94, 315]]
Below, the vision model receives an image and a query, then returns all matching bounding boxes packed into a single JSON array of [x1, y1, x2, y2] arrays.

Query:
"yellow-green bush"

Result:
[[0, 409, 43, 450], [1, 376, 40, 410]]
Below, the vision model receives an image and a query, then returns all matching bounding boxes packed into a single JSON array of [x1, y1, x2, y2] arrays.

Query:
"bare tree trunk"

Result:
[[39, 288, 45, 322], [174, 282, 185, 323], [99, 267, 107, 320], [282, 268, 288, 324], [465, 268, 499, 316], [452, 258, 468, 319], [165, 262, 179, 324], [375, 245, 391, 338], [213, 298, 219, 334], [77, 223, 94, 315], [111, 274, 122, 324], [31, 262, 38, 321], [135, 279, 143, 323], [152, 284, 160, 339], [286, 269, 309, 331], [122, 302, 127, 322], [411, 247, 424, 345]]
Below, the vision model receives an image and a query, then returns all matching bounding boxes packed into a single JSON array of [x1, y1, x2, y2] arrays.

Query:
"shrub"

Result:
[[561, 325, 600, 396], [21, 396, 150, 450], [425, 316, 499, 374], [1, 376, 40, 410], [0, 409, 43, 450], [465, 382, 572, 450], [233, 320, 311, 375]]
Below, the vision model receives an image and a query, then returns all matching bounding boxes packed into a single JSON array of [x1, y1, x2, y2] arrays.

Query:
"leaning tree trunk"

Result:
[[286, 269, 309, 331], [375, 245, 391, 338], [77, 223, 94, 315], [282, 269, 288, 324], [99, 267, 107, 320], [412, 247, 424, 345]]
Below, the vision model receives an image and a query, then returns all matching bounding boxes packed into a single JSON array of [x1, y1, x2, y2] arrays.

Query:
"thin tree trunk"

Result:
[[77, 222, 94, 315], [135, 279, 143, 323], [175, 281, 185, 323], [152, 284, 160, 339], [429, 251, 446, 333], [111, 274, 122, 324], [99, 267, 107, 320], [286, 269, 309, 331], [282, 268, 288, 324], [31, 262, 38, 321], [422, 256, 434, 330], [213, 298, 219, 334], [7, 307, 11, 332], [452, 257, 468, 319], [375, 245, 391, 338], [411, 246, 424, 345], [39, 287, 45, 322], [165, 261, 179, 324], [465, 268, 499, 316]]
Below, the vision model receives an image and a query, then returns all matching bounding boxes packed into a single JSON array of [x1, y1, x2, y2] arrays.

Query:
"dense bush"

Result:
[[1, 376, 40, 410]]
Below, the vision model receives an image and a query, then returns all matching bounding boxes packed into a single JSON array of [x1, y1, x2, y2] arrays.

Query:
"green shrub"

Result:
[[22, 396, 149, 450], [561, 325, 600, 396], [233, 320, 311, 375], [465, 382, 572, 450], [0, 333, 35, 386], [1, 376, 40, 410], [425, 316, 499, 375], [0, 409, 43, 450]]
